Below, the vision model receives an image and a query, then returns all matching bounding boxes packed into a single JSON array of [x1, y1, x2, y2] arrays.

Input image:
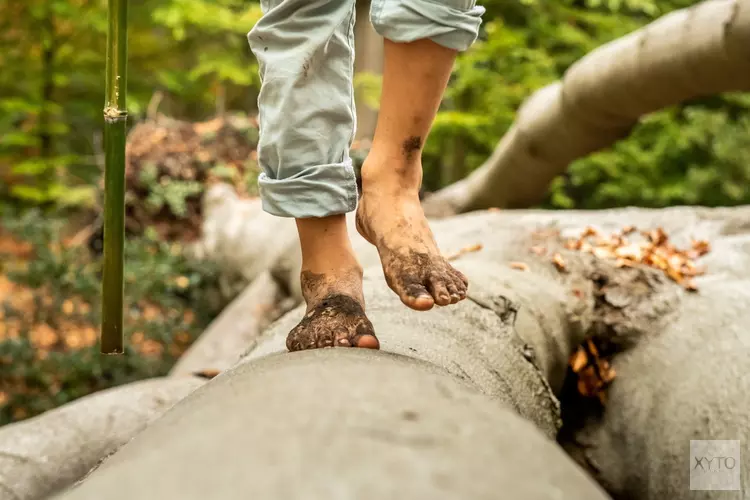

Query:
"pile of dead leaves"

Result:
[[119, 114, 260, 242], [557, 225, 711, 403], [569, 339, 617, 404], [561, 225, 710, 291]]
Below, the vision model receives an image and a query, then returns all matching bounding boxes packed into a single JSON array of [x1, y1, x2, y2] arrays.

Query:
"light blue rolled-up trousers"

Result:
[[248, 0, 485, 218]]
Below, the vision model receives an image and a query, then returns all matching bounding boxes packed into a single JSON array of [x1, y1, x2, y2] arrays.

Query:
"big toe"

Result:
[[398, 282, 435, 311], [337, 320, 380, 350], [353, 334, 380, 349]]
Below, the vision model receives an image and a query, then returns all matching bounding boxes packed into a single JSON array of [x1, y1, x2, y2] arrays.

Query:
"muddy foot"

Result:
[[286, 269, 379, 352], [356, 192, 468, 311]]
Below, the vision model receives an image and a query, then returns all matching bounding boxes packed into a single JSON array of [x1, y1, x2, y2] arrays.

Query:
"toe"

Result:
[[451, 266, 469, 288], [401, 283, 435, 311], [286, 328, 314, 352], [317, 336, 334, 348], [446, 281, 461, 304], [428, 276, 452, 306], [351, 321, 380, 349], [353, 334, 380, 349], [451, 274, 467, 299]]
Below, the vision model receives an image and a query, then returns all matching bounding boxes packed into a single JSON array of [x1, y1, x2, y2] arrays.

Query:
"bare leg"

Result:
[[356, 38, 468, 311], [286, 215, 379, 352]]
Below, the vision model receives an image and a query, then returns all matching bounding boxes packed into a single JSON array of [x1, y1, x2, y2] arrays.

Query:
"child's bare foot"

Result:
[[356, 155, 468, 311], [287, 216, 379, 352]]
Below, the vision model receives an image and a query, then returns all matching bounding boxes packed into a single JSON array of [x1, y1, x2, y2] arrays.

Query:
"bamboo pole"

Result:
[[101, 0, 128, 354]]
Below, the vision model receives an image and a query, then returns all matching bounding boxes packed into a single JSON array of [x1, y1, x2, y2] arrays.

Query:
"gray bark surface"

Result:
[[5, 194, 750, 500], [54, 350, 609, 500], [195, 193, 750, 499]]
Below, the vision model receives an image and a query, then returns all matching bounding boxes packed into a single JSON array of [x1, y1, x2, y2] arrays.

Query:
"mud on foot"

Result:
[[356, 194, 469, 311], [286, 294, 380, 352]]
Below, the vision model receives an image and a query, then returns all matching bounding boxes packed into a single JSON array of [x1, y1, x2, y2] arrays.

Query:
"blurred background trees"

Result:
[[1, 0, 748, 425], [2, 0, 748, 214]]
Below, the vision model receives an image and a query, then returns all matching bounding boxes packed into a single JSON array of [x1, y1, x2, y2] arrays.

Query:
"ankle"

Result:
[[299, 265, 364, 306], [360, 154, 422, 196]]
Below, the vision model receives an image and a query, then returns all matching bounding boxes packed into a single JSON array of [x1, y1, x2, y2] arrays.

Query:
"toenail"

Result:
[[338, 338, 351, 346]]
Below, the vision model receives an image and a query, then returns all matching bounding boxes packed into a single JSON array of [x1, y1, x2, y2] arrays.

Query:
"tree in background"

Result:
[[424, 0, 750, 208], [0, 0, 261, 212], [1, 0, 748, 214]]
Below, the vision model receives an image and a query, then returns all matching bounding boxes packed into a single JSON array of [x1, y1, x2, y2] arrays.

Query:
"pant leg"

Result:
[[370, 0, 485, 52], [248, 0, 358, 219]]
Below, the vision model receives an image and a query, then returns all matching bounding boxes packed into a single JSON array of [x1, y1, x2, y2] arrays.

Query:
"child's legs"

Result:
[[354, 0, 484, 310], [248, 0, 359, 219], [248, 1, 378, 352], [367, 0, 484, 165]]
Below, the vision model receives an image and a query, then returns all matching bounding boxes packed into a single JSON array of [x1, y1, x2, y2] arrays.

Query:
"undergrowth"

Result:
[[0, 209, 224, 426]]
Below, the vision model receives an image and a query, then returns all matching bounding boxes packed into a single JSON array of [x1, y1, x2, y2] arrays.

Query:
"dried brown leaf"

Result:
[[570, 348, 588, 373], [194, 369, 221, 379], [445, 243, 483, 261], [551, 253, 567, 272], [509, 261, 529, 271], [530, 246, 546, 256]]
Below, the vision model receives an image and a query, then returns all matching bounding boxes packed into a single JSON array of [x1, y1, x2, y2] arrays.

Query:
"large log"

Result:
[[53, 350, 607, 500], [6, 194, 750, 499], [190, 191, 750, 499], [422, 0, 750, 216]]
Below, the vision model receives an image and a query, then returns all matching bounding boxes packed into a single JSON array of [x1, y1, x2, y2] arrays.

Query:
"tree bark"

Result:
[[13, 192, 738, 500], [191, 189, 750, 500], [422, 0, 750, 217]]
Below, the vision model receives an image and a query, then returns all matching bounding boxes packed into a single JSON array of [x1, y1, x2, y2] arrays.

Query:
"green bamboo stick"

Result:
[[101, 0, 129, 354]]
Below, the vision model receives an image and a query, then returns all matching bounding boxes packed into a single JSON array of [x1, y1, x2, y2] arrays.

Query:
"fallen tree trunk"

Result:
[[190, 194, 750, 499], [0, 377, 204, 500], [6, 195, 750, 499], [54, 349, 610, 500], [422, 0, 750, 217]]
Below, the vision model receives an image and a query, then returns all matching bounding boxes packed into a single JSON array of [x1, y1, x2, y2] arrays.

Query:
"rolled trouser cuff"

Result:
[[258, 160, 358, 218], [371, 0, 485, 52]]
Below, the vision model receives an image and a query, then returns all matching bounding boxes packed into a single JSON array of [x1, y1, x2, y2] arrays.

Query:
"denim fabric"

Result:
[[248, 0, 484, 218]]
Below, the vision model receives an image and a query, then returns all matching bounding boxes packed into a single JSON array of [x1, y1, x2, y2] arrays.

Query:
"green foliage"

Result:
[[547, 97, 750, 208], [2, 0, 747, 212], [354, 71, 383, 110], [0, 210, 224, 425], [424, 0, 750, 209], [0, 0, 262, 211], [139, 163, 204, 217]]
